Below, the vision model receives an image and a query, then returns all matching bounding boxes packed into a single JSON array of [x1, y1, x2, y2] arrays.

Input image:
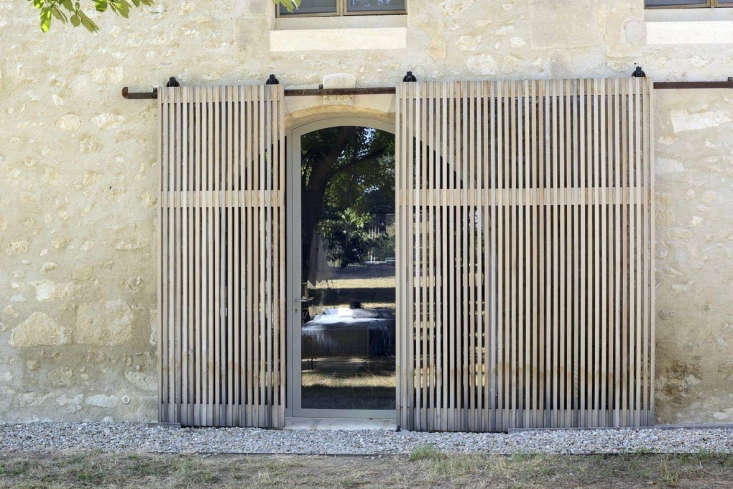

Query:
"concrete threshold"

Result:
[[284, 417, 397, 431]]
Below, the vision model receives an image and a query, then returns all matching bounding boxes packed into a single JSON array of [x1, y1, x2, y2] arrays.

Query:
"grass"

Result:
[[408, 444, 447, 461], [0, 450, 731, 488]]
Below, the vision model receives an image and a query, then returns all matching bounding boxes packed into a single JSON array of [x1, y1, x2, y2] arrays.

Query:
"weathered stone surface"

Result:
[[670, 109, 732, 133], [48, 366, 74, 388], [124, 371, 157, 392], [466, 54, 498, 75], [85, 394, 118, 408], [10, 313, 71, 347], [74, 300, 134, 346]]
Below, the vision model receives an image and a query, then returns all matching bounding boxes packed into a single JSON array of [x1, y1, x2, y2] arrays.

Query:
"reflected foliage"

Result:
[[301, 126, 394, 277]]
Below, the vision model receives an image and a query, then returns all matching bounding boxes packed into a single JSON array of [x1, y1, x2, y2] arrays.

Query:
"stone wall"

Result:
[[654, 91, 733, 424], [0, 0, 730, 424]]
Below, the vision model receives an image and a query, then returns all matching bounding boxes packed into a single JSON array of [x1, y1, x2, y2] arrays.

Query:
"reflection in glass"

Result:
[[300, 126, 395, 410], [279, 0, 338, 15], [347, 0, 406, 11]]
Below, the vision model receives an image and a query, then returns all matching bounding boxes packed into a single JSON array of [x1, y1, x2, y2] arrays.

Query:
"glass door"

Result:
[[288, 123, 396, 418]]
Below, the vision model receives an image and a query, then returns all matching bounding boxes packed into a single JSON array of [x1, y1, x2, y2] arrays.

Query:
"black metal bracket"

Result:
[[121, 86, 158, 99], [402, 71, 417, 82], [122, 76, 178, 99]]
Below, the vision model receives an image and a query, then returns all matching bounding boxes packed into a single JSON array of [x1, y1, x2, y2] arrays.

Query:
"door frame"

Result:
[[286, 115, 397, 419]]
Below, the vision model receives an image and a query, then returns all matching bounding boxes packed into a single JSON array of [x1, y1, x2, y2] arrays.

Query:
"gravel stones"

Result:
[[0, 423, 730, 455]]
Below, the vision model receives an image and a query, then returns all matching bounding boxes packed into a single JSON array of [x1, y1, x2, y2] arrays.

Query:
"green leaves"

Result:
[[31, 0, 299, 32], [28, 0, 149, 32], [274, 0, 302, 12], [78, 10, 99, 32], [39, 6, 52, 32]]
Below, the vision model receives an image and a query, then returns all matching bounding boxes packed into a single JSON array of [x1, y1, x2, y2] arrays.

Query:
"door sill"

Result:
[[284, 417, 397, 431]]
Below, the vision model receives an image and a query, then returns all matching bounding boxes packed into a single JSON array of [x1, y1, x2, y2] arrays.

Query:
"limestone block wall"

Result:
[[653, 91, 733, 424], [0, 0, 731, 424]]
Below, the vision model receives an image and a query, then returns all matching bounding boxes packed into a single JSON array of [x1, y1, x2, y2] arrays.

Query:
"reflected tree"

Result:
[[301, 126, 394, 282]]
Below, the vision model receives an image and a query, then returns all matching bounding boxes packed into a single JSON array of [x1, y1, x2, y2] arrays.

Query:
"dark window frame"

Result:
[[646, 0, 733, 8], [277, 0, 406, 17]]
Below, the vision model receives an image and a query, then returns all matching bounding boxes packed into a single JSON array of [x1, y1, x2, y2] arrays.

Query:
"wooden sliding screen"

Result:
[[395, 78, 655, 431], [158, 85, 286, 427]]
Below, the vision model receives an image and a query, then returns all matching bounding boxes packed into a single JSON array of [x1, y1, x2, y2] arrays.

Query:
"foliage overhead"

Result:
[[30, 0, 301, 33]]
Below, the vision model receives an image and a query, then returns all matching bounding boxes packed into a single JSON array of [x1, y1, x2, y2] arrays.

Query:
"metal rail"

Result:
[[121, 71, 733, 99]]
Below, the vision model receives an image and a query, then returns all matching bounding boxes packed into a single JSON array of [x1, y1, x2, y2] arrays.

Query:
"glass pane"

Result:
[[280, 0, 338, 15], [300, 126, 396, 410], [347, 0, 406, 12], [645, 0, 707, 6]]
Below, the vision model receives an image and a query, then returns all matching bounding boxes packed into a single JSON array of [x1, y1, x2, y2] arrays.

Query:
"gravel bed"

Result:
[[0, 423, 731, 455]]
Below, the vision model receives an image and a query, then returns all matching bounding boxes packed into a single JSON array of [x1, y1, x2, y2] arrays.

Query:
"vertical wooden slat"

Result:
[[458, 80, 467, 430], [416, 80, 423, 431], [184, 87, 193, 426], [522, 80, 531, 428], [496, 80, 504, 430], [202, 86, 211, 426], [530, 80, 539, 428], [515, 79, 523, 428], [558, 79, 567, 428], [193, 87, 201, 426], [258, 85, 266, 427], [446, 81, 455, 430], [571, 80, 580, 427], [539, 80, 547, 429], [551, 79, 559, 428], [592, 78, 600, 427], [612, 79, 621, 427], [632, 78, 644, 426], [440, 81, 449, 431], [225, 86, 233, 426], [428, 81, 437, 430], [579, 79, 588, 427], [245, 86, 254, 426], [235, 86, 242, 426], [620, 79, 629, 427], [467, 80, 476, 430], [487, 80, 497, 432], [168, 86, 176, 424], [406, 81, 412, 429], [479, 81, 488, 430], [647, 78, 656, 426], [159, 87, 168, 422]]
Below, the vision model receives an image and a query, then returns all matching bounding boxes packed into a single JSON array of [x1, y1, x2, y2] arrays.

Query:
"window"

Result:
[[278, 0, 406, 16], [646, 0, 733, 7]]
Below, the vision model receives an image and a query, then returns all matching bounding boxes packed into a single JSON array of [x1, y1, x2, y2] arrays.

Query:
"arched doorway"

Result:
[[286, 117, 396, 420]]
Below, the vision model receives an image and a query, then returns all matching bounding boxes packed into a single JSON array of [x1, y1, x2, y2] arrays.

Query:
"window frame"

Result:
[[645, 0, 733, 8], [276, 0, 407, 18]]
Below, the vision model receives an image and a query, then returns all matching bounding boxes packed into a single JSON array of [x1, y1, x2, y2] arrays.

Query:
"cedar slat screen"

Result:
[[395, 79, 655, 431], [158, 85, 286, 427]]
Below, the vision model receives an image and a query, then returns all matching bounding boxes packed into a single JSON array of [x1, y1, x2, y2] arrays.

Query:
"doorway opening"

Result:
[[287, 120, 396, 419]]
